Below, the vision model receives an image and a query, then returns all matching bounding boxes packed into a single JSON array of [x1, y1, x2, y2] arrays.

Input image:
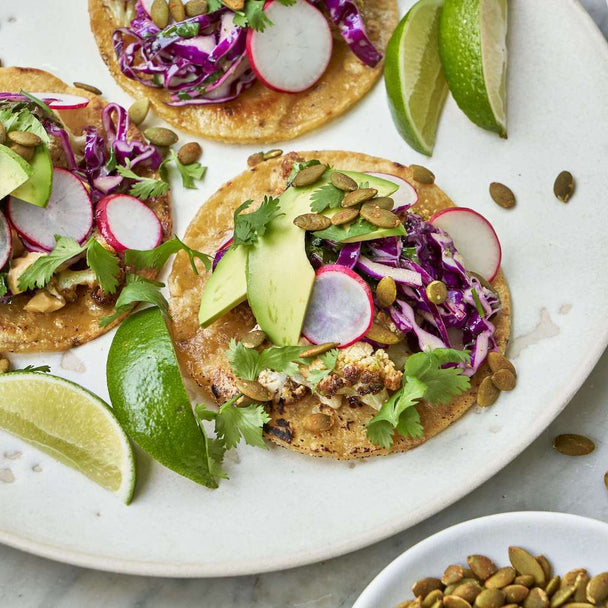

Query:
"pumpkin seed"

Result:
[[454, 583, 484, 603], [504, 605, 521, 608], [587, 574, 608, 604], [430, 601, 443, 608], [372, 196, 395, 210], [443, 566, 466, 586], [360, 204, 400, 228], [331, 208, 359, 226], [377, 276, 397, 307], [397, 602, 415, 608], [411, 164, 435, 184], [330, 171, 358, 191], [303, 413, 333, 433], [10, 143, 34, 161], [168, 0, 186, 20], [144, 127, 178, 147], [562, 571, 588, 589], [412, 579, 444, 599], [185, 0, 207, 17], [293, 163, 327, 187], [262, 148, 282, 160], [177, 142, 202, 165], [477, 376, 500, 407], [462, 571, 477, 580], [574, 573, 591, 602], [446, 586, 459, 596], [241, 330, 266, 349], [552, 434, 595, 457], [426, 280, 447, 305], [222, 0, 244, 9], [536, 556, 553, 582], [485, 568, 517, 589], [293, 213, 331, 231], [73, 81, 102, 95], [475, 589, 506, 608], [235, 378, 271, 402], [128, 98, 150, 125], [8, 130, 42, 147], [470, 271, 499, 296], [299, 342, 338, 359], [445, 597, 472, 608], [365, 322, 402, 345], [546, 577, 561, 598], [551, 586, 575, 608], [561, 604, 594, 608], [0, 122, 6, 145], [524, 588, 549, 608], [487, 352, 516, 376], [553, 171, 574, 203], [247, 152, 264, 167], [604, 471, 608, 490], [509, 547, 546, 587], [342, 188, 379, 207], [469, 556, 498, 582], [491, 369, 516, 391], [490, 182, 516, 209], [516, 576, 537, 589], [424, 590, 444, 608], [504, 585, 530, 603]]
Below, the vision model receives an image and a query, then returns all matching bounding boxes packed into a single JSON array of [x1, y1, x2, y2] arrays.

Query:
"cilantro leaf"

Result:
[[216, 401, 270, 449], [0, 274, 7, 298], [18, 364, 51, 373], [125, 236, 211, 275], [86, 239, 120, 294], [226, 339, 307, 381], [232, 196, 283, 248], [310, 183, 344, 213], [232, 0, 296, 31], [205, 436, 228, 480], [19, 90, 54, 119], [257, 345, 308, 376], [99, 274, 168, 327], [287, 159, 322, 184], [117, 161, 169, 201], [395, 406, 424, 439], [306, 349, 339, 388], [314, 217, 406, 243], [160, 149, 206, 189], [207, 0, 222, 10]]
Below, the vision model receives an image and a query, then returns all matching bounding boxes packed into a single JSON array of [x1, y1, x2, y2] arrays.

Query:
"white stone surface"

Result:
[[0, 1, 606, 606]]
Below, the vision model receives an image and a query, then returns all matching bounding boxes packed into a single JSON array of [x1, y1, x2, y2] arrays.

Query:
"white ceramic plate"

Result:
[[0, 0, 607, 577], [354, 512, 608, 608]]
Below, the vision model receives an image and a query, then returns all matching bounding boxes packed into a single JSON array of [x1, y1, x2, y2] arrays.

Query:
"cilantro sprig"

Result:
[[209, 0, 295, 32], [367, 348, 471, 449], [226, 338, 307, 380], [125, 236, 212, 274], [160, 149, 207, 190], [0, 274, 7, 298], [310, 183, 344, 213], [232, 196, 283, 248], [117, 161, 169, 201], [305, 349, 339, 389]]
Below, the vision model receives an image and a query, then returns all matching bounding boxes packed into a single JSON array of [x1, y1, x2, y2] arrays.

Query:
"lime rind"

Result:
[[0, 372, 136, 504]]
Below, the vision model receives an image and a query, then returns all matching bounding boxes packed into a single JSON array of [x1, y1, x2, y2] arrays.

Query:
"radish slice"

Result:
[[0, 211, 11, 269], [21, 236, 48, 254], [429, 207, 502, 282], [7, 168, 93, 251], [302, 264, 374, 348], [366, 172, 418, 213], [246, 0, 333, 93], [96, 194, 162, 252], [30, 92, 90, 110]]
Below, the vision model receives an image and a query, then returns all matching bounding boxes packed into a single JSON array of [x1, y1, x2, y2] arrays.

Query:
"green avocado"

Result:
[[0, 143, 33, 200], [11, 144, 53, 207]]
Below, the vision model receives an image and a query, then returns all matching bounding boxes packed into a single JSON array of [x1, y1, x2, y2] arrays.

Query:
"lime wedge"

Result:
[[0, 372, 135, 503], [384, 0, 449, 156], [107, 307, 218, 488], [439, 0, 508, 137]]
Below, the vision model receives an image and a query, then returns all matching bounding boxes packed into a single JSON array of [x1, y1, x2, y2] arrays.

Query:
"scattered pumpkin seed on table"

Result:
[[178, 142, 202, 165], [443, 565, 466, 586], [553, 171, 575, 203], [144, 127, 178, 147], [128, 98, 150, 125], [413, 578, 444, 598], [247, 152, 264, 167], [509, 546, 546, 586], [488, 352, 517, 376], [552, 434, 595, 456], [411, 164, 435, 184], [492, 368, 517, 391], [293, 163, 326, 187], [446, 596, 474, 608], [477, 376, 500, 407], [490, 182, 516, 208], [604, 471, 608, 491]]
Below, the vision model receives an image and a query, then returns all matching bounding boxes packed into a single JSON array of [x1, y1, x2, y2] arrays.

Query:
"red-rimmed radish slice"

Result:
[[21, 236, 48, 254], [96, 194, 162, 253], [430, 207, 502, 282], [302, 264, 374, 348], [7, 168, 93, 251], [0, 211, 11, 269], [246, 0, 333, 93], [30, 92, 90, 110], [366, 172, 418, 213]]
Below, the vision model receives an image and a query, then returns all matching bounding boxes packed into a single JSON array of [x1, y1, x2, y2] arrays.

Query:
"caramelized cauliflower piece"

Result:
[[258, 370, 309, 405]]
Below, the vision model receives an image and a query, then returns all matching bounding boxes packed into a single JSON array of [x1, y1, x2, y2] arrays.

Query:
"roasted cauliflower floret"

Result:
[[258, 370, 309, 405]]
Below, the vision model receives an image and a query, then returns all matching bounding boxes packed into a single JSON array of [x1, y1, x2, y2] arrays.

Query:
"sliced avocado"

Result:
[[0, 143, 33, 200], [11, 144, 53, 207], [337, 171, 399, 197], [199, 245, 248, 327]]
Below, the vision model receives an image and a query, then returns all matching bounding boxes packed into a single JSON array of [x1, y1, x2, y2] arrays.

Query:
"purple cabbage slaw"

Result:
[[112, 0, 382, 106]]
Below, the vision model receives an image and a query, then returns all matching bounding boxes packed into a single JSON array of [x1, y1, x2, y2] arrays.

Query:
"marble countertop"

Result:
[[1, 2, 607, 607]]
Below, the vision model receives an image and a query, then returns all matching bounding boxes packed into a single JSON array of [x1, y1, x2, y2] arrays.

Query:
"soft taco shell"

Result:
[[88, 0, 399, 144], [168, 151, 511, 459], [0, 67, 172, 353]]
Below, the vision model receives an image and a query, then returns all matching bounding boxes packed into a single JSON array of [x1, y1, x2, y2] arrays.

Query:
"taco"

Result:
[[169, 151, 511, 459], [0, 67, 172, 352], [89, 0, 398, 143]]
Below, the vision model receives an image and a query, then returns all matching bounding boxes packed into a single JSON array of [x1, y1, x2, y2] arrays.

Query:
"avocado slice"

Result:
[[11, 144, 53, 207], [0, 143, 33, 200]]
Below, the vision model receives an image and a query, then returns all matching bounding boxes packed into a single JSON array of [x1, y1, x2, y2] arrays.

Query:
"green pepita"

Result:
[[574, 573, 591, 603], [516, 576, 537, 589], [169, 0, 186, 21], [241, 330, 266, 349], [331, 207, 359, 226], [128, 98, 150, 126], [8, 130, 42, 147], [545, 577, 561, 598], [445, 597, 473, 608], [485, 568, 517, 590], [536, 556, 553, 582], [342, 188, 379, 207], [561, 604, 594, 608], [10, 143, 34, 162], [144, 127, 178, 147], [299, 342, 338, 359], [477, 376, 500, 407], [73, 81, 102, 95], [235, 378, 271, 402], [551, 586, 575, 608], [426, 280, 447, 305], [469, 556, 498, 582], [552, 434, 595, 457], [586, 574, 608, 604], [359, 204, 400, 228], [377, 276, 397, 308], [524, 588, 549, 608], [562, 571, 588, 589], [491, 369, 516, 391], [487, 352, 516, 376], [411, 164, 435, 184], [490, 182, 516, 209], [372, 196, 395, 210], [604, 471, 608, 491], [504, 585, 530, 604], [293, 213, 331, 231], [293, 163, 327, 187], [303, 413, 333, 433], [454, 583, 483, 604], [443, 565, 466, 586], [553, 171, 575, 203], [424, 590, 444, 608], [413, 579, 444, 599], [508, 547, 546, 587], [177, 142, 202, 165], [185, 0, 207, 17], [263, 148, 282, 160], [475, 589, 506, 608], [330, 171, 358, 192], [365, 322, 402, 345]]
